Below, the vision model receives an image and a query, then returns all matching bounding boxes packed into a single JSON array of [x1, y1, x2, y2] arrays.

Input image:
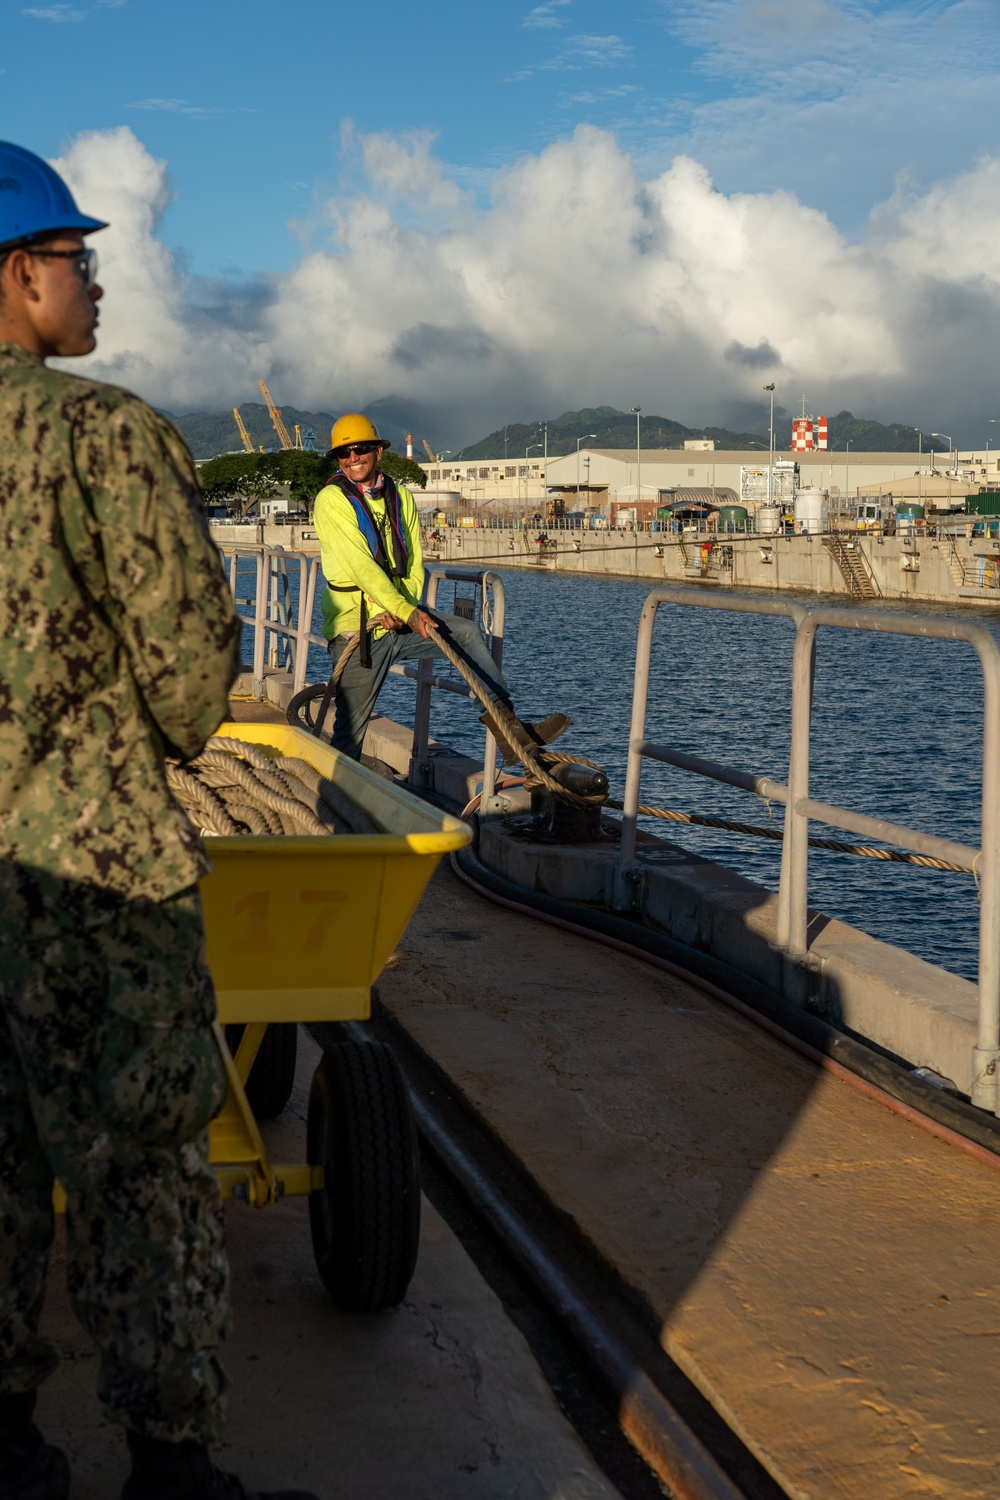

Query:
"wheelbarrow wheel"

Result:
[[225, 1023, 298, 1120], [307, 1036, 420, 1313]]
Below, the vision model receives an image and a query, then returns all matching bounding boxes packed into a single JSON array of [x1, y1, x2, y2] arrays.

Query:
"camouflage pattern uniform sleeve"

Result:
[[0, 347, 242, 911], [78, 401, 240, 760]]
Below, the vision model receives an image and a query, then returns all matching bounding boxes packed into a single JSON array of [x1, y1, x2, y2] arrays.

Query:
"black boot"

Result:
[[121, 1434, 319, 1500], [0, 1391, 69, 1500]]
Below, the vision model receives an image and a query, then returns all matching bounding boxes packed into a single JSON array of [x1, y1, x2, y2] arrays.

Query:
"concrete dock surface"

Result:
[[35, 1030, 621, 1500], [378, 861, 1000, 1500]]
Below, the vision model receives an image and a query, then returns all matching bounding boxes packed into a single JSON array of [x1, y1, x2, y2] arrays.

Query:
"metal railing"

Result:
[[403, 568, 505, 800], [221, 547, 504, 796], [224, 547, 323, 697], [615, 587, 1000, 1112]]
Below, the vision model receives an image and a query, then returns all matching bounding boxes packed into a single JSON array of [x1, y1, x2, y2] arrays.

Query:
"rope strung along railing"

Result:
[[606, 798, 975, 874], [167, 736, 374, 837]]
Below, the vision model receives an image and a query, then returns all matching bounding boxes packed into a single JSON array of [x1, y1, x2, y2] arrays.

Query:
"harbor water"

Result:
[[266, 564, 987, 982]]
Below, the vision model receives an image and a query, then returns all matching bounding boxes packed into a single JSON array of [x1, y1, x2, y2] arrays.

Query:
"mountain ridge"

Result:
[[169, 400, 935, 462]]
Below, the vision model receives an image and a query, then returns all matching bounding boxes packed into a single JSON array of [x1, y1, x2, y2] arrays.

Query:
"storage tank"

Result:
[[794, 487, 829, 535], [716, 505, 749, 532], [757, 504, 781, 535], [895, 503, 925, 528]]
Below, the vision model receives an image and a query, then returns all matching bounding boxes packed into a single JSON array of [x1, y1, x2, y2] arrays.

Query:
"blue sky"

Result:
[[4, 0, 1000, 443]]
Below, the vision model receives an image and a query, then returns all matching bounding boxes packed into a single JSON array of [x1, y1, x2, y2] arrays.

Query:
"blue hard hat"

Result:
[[0, 141, 107, 251]]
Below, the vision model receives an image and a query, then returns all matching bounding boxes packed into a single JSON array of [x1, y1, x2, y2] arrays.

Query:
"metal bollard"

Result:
[[530, 761, 609, 842]]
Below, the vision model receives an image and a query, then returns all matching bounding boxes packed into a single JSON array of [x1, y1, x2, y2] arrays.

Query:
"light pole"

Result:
[[910, 426, 922, 506], [541, 421, 549, 505], [629, 406, 641, 521], [845, 439, 852, 503], [932, 433, 953, 508], [989, 420, 1000, 484], [931, 432, 953, 465], [764, 383, 776, 505], [576, 433, 596, 503], [526, 442, 542, 515]]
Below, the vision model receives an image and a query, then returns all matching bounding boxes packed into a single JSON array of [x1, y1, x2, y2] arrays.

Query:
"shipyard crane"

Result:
[[259, 378, 294, 450], [233, 407, 254, 454], [422, 438, 438, 462]]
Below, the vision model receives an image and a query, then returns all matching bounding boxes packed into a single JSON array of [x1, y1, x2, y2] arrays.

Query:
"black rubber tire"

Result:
[[307, 1035, 421, 1313], [286, 681, 334, 737], [225, 1023, 298, 1120]]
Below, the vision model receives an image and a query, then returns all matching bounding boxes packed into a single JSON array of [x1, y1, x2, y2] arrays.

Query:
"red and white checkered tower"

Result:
[[790, 397, 829, 451]]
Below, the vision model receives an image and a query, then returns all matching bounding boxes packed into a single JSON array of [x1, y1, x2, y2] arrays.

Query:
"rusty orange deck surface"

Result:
[[379, 860, 1000, 1500]]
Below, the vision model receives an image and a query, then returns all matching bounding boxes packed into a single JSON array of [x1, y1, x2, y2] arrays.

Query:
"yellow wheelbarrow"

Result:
[[202, 722, 471, 1313]]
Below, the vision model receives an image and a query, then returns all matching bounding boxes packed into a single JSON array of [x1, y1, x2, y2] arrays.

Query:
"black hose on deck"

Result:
[[454, 844, 1000, 1160]]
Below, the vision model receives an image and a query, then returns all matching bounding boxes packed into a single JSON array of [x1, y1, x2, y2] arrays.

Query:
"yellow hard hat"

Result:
[[330, 413, 391, 452]]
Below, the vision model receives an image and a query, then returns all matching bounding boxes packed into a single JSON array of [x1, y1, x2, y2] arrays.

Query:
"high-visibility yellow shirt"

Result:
[[313, 480, 425, 641]]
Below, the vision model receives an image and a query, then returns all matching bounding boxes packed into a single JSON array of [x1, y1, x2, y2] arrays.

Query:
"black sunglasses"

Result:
[[27, 246, 99, 287], [335, 442, 380, 459]]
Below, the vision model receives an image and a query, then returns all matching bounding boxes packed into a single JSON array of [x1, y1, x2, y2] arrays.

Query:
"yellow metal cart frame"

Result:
[[53, 723, 469, 1311], [204, 722, 470, 1215]]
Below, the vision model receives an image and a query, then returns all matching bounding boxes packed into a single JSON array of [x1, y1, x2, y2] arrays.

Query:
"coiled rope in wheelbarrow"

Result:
[[166, 736, 375, 837]]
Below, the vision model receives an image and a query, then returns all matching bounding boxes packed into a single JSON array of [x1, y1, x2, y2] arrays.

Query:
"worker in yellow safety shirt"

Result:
[[313, 414, 569, 763]]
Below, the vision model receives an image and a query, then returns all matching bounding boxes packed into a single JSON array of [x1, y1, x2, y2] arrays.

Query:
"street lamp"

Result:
[[845, 439, 852, 503], [576, 433, 596, 503], [629, 407, 641, 519], [988, 420, 1000, 482], [909, 427, 923, 504], [525, 442, 542, 514], [931, 432, 953, 467], [763, 383, 776, 505], [932, 433, 954, 507]]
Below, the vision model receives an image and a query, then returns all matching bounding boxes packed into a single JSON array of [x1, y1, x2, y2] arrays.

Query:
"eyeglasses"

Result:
[[27, 246, 99, 287], [335, 442, 380, 459]]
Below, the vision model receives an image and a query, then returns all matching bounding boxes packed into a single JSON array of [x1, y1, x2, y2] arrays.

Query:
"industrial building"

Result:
[[419, 446, 1000, 519]]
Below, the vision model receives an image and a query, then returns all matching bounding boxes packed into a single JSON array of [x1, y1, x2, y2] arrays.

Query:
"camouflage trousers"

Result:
[[0, 884, 232, 1443]]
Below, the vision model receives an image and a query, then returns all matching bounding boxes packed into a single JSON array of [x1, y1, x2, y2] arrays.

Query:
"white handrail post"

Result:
[[613, 592, 661, 908], [781, 617, 817, 964], [251, 549, 268, 699], [973, 633, 1000, 1109], [295, 556, 320, 695]]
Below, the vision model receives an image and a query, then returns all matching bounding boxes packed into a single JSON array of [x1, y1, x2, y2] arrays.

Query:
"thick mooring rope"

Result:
[[606, 798, 973, 874], [297, 619, 968, 871], [167, 736, 375, 837], [423, 622, 605, 811]]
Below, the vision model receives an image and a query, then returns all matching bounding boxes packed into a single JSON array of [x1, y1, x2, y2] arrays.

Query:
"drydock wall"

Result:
[[422, 529, 1000, 607], [211, 522, 1000, 607]]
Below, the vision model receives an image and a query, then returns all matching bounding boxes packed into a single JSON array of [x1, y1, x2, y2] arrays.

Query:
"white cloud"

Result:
[[522, 0, 571, 27], [129, 98, 213, 117], [20, 4, 85, 18], [650, 0, 1000, 231], [50, 124, 1000, 445]]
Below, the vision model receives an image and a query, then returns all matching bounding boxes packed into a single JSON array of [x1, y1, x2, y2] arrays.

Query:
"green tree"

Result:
[[198, 454, 279, 512], [379, 452, 427, 489]]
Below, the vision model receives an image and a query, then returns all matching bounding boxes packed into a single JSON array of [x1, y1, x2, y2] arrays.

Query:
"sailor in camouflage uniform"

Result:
[[0, 143, 317, 1500]]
